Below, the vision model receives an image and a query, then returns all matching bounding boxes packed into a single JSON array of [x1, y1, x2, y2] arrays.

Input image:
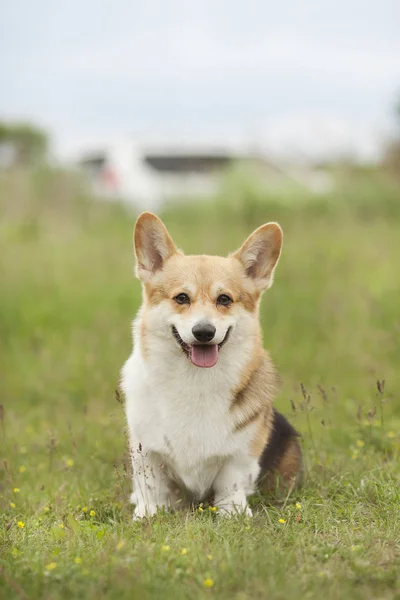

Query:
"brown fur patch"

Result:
[[231, 351, 278, 455], [259, 438, 302, 494], [249, 409, 275, 457], [276, 438, 302, 484], [257, 411, 302, 494]]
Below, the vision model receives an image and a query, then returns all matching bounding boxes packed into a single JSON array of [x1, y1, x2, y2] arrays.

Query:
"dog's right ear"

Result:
[[134, 213, 178, 281]]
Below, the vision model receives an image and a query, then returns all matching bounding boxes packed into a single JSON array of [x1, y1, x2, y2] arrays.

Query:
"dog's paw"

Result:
[[216, 504, 253, 518], [132, 503, 158, 520]]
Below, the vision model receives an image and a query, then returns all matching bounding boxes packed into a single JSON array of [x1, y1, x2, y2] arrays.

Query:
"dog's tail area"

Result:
[[257, 409, 302, 495]]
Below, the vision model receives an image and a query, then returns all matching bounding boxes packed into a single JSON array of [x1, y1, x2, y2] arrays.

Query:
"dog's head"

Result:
[[134, 213, 282, 368]]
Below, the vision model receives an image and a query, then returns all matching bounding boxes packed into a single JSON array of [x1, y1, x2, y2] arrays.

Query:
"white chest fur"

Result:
[[121, 321, 256, 499]]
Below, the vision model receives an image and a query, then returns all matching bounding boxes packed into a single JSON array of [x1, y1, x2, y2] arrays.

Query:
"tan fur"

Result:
[[249, 410, 275, 457], [230, 352, 279, 454], [143, 254, 259, 313], [139, 312, 149, 360]]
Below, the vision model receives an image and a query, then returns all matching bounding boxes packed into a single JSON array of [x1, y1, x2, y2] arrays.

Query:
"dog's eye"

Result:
[[174, 293, 190, 305], [217, 294, 233, 306]]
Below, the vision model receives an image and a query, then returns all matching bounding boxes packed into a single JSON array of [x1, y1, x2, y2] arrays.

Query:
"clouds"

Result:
[[1, 0, 399, 159]]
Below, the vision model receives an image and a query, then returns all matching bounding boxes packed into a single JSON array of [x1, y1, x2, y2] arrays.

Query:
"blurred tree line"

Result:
[[0, 121, 48, 167]]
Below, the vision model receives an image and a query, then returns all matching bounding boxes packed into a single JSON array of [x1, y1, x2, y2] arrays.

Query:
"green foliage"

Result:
[[0, 121, 48, 166], [0, 169, 400, 599]]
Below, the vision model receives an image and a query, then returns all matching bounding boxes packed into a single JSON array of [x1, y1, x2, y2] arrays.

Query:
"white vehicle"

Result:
[[78, 140, 241, 211]]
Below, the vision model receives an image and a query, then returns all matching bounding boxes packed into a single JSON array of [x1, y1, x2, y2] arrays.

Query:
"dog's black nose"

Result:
[[192, 322, 216, 343]]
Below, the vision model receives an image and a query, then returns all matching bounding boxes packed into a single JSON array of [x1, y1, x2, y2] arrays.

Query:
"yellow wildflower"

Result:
[[208, 506, 217, 512], [207, 554, 213, 560], [180, 548, 188, 555], [13, 488, 20, 493], [295, 502, 302, 510], [65, 458, 74, 468], [161, 545, 170, 552], [278, 518, 286, 524], [89, 510, 96, 517], [82, 507, 88, 513], [17, 521, 25, 529], [45, 562, 57, 571], [43, 506, 50, 512], [204, 578, 214, 588], [356, 440, 365, 448], [116, 540, 125, 551], [198, 506, 203, 512], [58, 523, 65, 529], [19, 466, 26, 473], [387, 431, 395, 439], [74, 557, 82, 564], [10, 502, 16, 509]]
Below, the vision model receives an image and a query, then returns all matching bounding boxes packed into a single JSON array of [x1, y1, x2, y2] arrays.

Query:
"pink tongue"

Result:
[[190, 344, 219, 368]]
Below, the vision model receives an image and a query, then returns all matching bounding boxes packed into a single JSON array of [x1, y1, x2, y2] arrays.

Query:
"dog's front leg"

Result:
[[130, 446, 171, 520], [213, 455, 260, 517]]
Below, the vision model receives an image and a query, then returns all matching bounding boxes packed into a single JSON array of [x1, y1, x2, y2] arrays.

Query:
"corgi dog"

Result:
[[121, 212, 302, 519]]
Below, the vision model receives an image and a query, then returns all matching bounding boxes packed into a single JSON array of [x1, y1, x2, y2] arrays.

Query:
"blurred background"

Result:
[[1, 0, 400, 484]]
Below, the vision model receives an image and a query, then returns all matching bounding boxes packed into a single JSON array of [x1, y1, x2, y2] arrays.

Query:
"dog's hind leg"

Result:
[[257, 409, 302, 495]]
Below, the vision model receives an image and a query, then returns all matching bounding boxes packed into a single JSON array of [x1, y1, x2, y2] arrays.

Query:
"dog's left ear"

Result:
[[232, 223, 283, 291], [134, 212, 178, 281]]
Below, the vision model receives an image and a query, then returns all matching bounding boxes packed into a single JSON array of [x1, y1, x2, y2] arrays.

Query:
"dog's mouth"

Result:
[[172, 326, 232, 368]]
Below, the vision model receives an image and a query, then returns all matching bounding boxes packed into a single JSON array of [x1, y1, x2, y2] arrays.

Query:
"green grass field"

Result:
[[1, 167, 400, 599]]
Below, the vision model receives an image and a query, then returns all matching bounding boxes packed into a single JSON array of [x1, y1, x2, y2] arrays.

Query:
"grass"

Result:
[[0, 166, 400, 599]]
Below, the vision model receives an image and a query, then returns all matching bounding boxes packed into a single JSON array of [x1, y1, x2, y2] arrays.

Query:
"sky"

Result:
[[1, 0, 400, 161]]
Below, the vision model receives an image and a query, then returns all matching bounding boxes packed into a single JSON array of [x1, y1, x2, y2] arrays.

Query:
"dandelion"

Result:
[[43, 506, 50, 512], [65, 458, 74, 468], [207, 554, 213, 560], [58, 523, 65, 529], [203, 578, 214, 588], [198, 507, 204, 512], [208, 506, 217, 512], [82, 507, 88, 513], [19, 466, 26, 473], [161, 545, 170, 552], [10, 502, 16, 509], [17, 521, 25, 529], [74, 557, 82, 564], [180, 548, 188, 555], [278, 518, 286, 524], [45, 562, 57, 571], [387, 431, 395, 439], [295, 502, 302, 510], [13, 488, 20, 493], [356, 440, 365, 448], [89, 510, 96, 517]]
